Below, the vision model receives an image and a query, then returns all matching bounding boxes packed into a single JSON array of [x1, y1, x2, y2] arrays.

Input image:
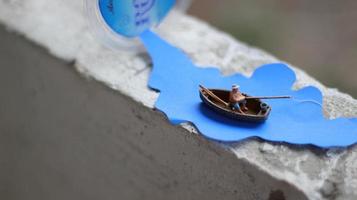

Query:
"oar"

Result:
[[245, 96, 291, 100], [199, 85, 229, 107]]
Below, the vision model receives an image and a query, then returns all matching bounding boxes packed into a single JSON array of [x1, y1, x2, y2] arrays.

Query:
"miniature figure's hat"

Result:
[[232, 84, 240, 89]]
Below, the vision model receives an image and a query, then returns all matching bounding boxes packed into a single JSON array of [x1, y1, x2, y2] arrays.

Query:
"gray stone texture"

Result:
[[0, 25, 305, 200], [0, 0, 356, 199]]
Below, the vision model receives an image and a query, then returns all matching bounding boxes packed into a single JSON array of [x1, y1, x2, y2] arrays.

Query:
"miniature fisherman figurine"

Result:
[[229, 84, 248, 112]]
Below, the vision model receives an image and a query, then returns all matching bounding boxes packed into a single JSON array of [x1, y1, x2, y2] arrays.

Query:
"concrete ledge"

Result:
[[0, 0, 357, 199], [0, 26, 306, 199]]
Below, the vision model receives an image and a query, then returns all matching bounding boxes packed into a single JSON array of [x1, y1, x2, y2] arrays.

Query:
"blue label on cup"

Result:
[[99, 0, 176, 38]]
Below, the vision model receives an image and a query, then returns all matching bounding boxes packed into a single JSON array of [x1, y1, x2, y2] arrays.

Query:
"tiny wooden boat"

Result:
[[199, 86, 272, 122]]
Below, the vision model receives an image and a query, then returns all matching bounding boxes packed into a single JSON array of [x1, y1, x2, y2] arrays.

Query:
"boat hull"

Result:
[[199, 88, 271, 123]]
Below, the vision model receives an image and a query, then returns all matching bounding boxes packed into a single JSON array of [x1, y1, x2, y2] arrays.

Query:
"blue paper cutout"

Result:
[[140, 31, 357, 147]]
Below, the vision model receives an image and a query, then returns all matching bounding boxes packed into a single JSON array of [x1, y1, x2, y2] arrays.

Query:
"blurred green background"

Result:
[[188, 0, 357, 98]]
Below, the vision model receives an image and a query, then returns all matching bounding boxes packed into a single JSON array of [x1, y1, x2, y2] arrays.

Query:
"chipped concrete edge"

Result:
[[1, 1, 357, 199]]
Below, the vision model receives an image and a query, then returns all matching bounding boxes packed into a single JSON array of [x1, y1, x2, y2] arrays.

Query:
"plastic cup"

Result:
[[84, 0, 192, 51]]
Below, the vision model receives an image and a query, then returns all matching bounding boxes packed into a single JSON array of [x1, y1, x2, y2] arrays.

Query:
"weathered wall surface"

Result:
[[0, 0, 356, 199]]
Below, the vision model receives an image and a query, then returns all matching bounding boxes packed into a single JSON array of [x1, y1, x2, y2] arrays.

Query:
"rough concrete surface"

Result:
[[0, 0, 356, 199], [0, 25, 306, 200]]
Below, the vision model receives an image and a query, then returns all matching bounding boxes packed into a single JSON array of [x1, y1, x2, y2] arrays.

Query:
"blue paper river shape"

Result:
[[140, 30, 357, 147]]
